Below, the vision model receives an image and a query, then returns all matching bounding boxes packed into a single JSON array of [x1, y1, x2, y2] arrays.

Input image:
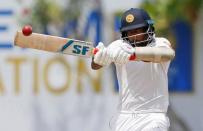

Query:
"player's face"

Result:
[[127, 28, 147, 43]]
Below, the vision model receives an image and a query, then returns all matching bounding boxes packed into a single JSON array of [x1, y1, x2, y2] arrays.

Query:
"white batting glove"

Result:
[[108, 41, 135, 65], [93, 42, 113, 66]]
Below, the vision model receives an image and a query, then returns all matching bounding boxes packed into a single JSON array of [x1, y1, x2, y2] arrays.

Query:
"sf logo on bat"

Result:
[[72, 45, 90, 55], [61, 40, 91, 56]]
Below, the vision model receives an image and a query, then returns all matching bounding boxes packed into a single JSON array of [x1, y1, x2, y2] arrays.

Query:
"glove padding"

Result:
[[108, 40, 135, 65], [93, 42, 113, 66]]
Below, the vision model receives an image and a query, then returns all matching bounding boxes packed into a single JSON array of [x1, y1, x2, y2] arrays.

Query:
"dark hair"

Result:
[[120, 8, 155, 46]]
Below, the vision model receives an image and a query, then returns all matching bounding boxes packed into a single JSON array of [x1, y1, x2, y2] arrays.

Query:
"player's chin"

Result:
[[136, 41, 148, 47], [143, 61, 150, 63]]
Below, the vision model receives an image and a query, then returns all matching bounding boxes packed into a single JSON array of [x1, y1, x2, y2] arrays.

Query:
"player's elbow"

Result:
[[170, 49, 175, 60], [161, 48, 175, 62], [167, 48, 175, 60]]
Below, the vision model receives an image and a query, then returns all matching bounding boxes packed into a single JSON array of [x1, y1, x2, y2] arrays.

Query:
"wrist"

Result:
[[91, 58, 103, 70], [129, 53, 136, 60]]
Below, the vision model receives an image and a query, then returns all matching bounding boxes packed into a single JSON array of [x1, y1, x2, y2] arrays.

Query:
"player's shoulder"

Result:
[[155, 37, 171, 44], [154, 37, 171, 48]]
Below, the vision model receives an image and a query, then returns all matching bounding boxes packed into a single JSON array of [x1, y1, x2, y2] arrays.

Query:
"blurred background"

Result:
[[0, 0, 203, 131]]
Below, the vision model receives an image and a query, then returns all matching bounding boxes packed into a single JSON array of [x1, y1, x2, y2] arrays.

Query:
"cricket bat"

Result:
[[14, 31, 136, 60], [14, 31, 98, 57]]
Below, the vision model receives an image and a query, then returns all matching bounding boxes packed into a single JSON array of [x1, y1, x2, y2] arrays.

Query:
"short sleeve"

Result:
[[155, 38, 172, 49], [155, 38, 172, 73]]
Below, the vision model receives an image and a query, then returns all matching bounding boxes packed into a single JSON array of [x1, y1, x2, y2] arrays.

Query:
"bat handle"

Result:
[[93, 48, 99, 55], [93, 48, 136, 61]]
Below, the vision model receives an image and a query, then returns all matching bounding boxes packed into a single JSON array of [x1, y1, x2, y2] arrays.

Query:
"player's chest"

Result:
[[125, 61, 161, 77]]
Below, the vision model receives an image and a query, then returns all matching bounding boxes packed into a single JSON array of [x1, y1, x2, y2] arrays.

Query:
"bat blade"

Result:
[[14, 31, 94, 58]]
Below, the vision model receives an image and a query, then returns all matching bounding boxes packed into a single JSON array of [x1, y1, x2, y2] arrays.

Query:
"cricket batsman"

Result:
[[91, 8, 175, 131]]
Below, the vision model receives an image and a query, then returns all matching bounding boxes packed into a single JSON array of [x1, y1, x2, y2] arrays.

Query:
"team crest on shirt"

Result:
[[126, 14, 134, 23]]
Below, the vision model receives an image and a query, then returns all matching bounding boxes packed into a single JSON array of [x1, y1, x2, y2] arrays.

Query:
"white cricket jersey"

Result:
[[115, 37, 171, 114]]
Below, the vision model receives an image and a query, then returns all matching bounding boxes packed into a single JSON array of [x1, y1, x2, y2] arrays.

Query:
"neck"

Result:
[[130, 41, 148, 47]]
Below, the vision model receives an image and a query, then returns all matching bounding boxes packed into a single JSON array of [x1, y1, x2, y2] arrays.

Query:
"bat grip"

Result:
[[93, 48, 99, 55], [93, 48, 136, 61]]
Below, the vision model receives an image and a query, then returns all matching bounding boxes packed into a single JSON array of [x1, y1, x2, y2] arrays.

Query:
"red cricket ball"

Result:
[[22, 25, 32, 36]]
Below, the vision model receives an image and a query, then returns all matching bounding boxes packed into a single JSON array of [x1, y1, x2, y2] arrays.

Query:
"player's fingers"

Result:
[[109, 49, 114, 60], [94, 49, 103, 65], [106, 50, 112, 65], [96, 42, 105, 50], [120, 51, 127, 63], [102, 48, 110, 65], [120, 51, 129, 64], [102, 48, 108, 65], [119, 51, 128, 64], [112, 48, 121, 62], [115, 50, 124, 64], [124, 54, 131, 64], [120, 42, 135, 54]]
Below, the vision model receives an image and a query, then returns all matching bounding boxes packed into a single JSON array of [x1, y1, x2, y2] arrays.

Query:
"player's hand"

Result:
[[108, 41, 135, 65], [93, 42, 113, 66]]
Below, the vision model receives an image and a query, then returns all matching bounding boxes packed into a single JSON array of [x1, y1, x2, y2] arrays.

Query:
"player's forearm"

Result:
[[134, 47, 175, 63]]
